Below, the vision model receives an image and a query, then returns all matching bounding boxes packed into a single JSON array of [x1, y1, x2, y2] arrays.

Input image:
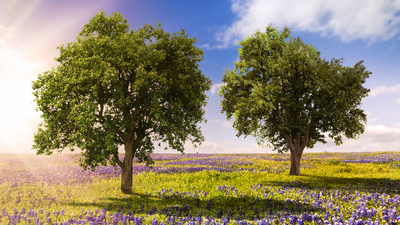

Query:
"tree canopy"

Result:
[[32, 11, 211, 192], [218, 24, 371, 175]]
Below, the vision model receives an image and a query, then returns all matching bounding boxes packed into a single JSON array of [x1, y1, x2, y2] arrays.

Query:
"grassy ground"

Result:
[[1, 152, 400, 224]]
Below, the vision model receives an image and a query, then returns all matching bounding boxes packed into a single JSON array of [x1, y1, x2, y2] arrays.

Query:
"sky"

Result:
[[1, 0, 400, 155]]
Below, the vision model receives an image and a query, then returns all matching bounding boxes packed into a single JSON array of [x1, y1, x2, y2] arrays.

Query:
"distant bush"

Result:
[[327, 160, 340, 165]]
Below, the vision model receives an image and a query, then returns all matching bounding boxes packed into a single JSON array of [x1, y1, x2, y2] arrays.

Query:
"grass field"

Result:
[[1, 152, 400, 224]]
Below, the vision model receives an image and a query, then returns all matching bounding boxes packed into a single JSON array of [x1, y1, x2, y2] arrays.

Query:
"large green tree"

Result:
[[32, 11, 211, 193], [218, 25, 371, 175]]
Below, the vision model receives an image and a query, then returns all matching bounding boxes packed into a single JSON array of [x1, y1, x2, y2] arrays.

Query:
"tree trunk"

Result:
[[121, 141, 134, 194], [289, 149, 302, 175], [121, 161, 133, 193]]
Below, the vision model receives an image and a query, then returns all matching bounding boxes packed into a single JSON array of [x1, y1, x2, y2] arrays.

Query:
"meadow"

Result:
[[1, 152, 400, 225]]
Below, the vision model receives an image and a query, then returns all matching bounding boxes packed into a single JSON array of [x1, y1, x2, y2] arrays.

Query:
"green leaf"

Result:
[[218, 24, 371, 173], [32, 10, 212, 174]]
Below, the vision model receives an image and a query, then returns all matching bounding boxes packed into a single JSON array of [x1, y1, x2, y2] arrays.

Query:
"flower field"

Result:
[[1, 152, 400, 225]]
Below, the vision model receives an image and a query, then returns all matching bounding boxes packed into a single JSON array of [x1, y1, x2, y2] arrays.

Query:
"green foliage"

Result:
[[327, 160, 341, 165], [218, 24, 371, 154], [31, 10, 212, 170]]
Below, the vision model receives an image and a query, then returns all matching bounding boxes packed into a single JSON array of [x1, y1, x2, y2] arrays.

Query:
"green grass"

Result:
[[2, 152, 400, 224]]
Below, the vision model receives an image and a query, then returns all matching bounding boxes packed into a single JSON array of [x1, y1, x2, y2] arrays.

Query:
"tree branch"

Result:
[[113, 152, 123, 167], [94, 117, 126, 144], [300, 115, 322, 151], [112, 122, 127, 143], [300, 122, 313, 152], [97, 82, 105, 119], [268, 116, 294, 151], [129, 98, 141, 134], [128, 94, 155, 136]]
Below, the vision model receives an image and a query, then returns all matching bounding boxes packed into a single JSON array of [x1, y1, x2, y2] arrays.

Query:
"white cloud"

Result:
[[364, 125, 400, 141], [199, 43, 210, 49], [213, 0, 400, 48], [222, 121, 231, 128], [390, 111, 400, 116], [218, 146, 274, 154], [210, 119, 232, 128], [182, 140, 274, 154], [369, 83, 400, 97], [210, 83, 225, 94], [397, 99, 400, 104], [191, 141, 274, 154], [194, 141, 225, 151], [154, 139, 226, 153], [153, 123, 400, 154], [153, 134, 275, 154], [313, 124, 400, 152], [364, 110, 378, 122]]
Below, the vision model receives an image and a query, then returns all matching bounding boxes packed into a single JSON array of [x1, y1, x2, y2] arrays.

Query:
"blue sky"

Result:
[[1, 0, 400, 154]]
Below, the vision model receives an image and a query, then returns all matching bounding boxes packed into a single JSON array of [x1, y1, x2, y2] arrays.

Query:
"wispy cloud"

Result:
[[210, 119, 232, 128], [314, 124, 400, 152], [212, 0, 400, 48], [210, 83, 225, 94], [182, 140, 274, 154], [364, 110, 378, 122], [151, 123, 400, 154], [198, 43, 211, 49], [192, 140, 226, 151], [369, 83, 400, 97], [368, 117, 379, 122]]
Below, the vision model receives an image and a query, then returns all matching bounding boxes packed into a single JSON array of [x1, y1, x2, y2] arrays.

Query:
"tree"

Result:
[[218, 25, 371, 175], [32, 11, 211, 193]]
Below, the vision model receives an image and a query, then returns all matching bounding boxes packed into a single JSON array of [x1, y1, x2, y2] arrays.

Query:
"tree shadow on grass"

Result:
[[65, 190, 320, 220], [64, 173, 400, 220], [262, 174, 400, 195]]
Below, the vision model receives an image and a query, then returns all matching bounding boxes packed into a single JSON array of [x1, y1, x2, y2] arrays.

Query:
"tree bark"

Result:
[[267, 117, 309, 176], [289, 149, 302, 175], [121, 141, 134, 194]]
